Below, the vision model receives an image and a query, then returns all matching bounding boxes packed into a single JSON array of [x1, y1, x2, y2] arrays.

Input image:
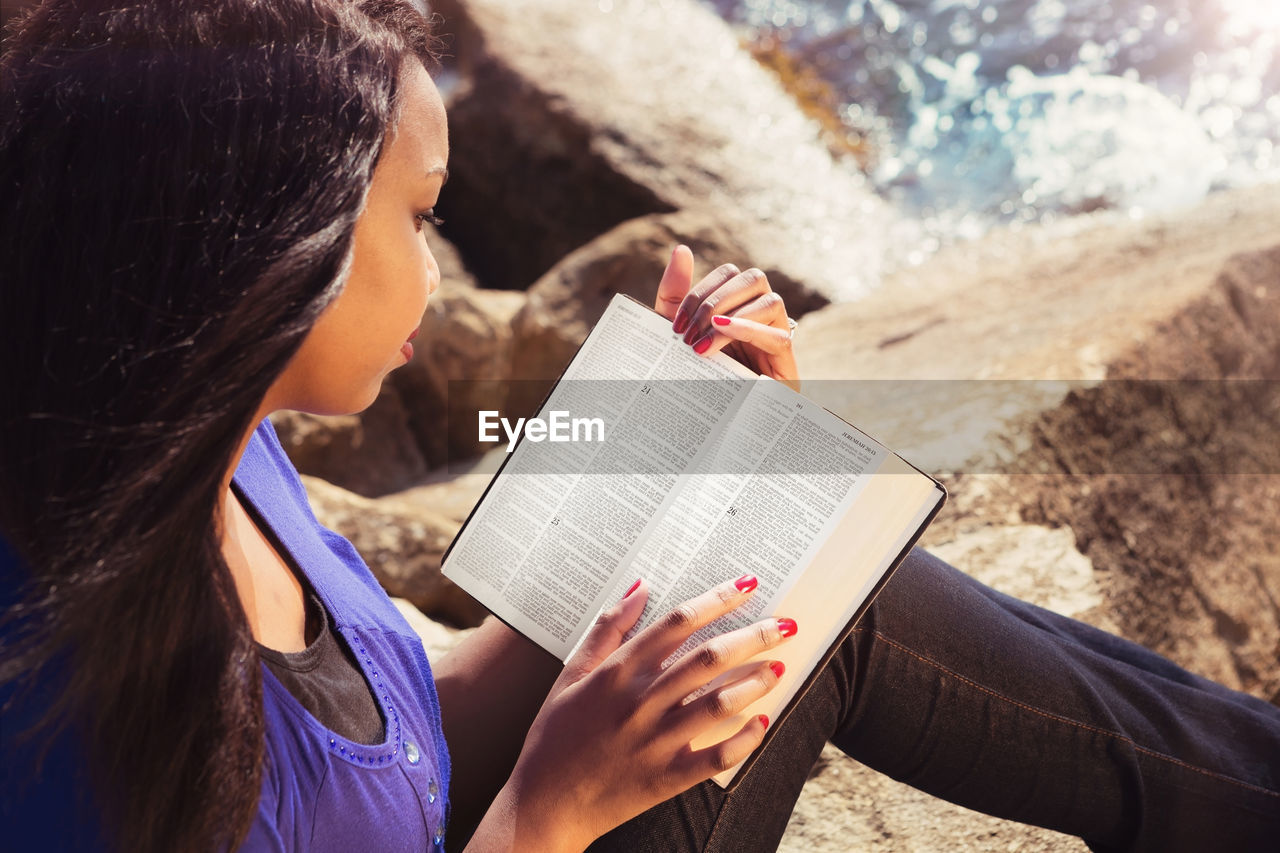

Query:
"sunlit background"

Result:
[[704, 0, 1280, 247], [3, 0, 1275, 277]]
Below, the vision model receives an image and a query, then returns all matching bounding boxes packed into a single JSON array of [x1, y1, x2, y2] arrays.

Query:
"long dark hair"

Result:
[[0, 1, 437, 849]]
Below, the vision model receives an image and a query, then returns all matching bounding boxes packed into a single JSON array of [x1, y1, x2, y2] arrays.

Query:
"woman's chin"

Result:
[[290, 380, 389, 418]]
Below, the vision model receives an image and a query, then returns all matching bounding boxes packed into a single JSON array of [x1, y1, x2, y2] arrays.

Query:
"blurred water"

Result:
[[704, 0, 1280, 249]]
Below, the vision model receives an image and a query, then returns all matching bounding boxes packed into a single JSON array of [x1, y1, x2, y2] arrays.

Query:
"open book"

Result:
[[442, 294, 946, 787]]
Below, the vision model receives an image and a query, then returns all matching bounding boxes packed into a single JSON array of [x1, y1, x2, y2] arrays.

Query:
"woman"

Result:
[[1, 1, 1277, 851]]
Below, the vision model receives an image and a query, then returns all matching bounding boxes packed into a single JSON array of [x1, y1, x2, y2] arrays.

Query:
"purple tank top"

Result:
[[236, 419, 452, 851]]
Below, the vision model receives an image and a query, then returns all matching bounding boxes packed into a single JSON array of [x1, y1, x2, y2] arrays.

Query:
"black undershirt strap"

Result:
[[257, 591, 386, 746]]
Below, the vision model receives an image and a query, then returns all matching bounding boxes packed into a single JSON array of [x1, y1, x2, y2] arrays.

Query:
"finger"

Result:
[[715, 291, 788, 330], [694, 314, 793, 360], [672, 262, 739, 336], [628, 574, 760, 671], [667, 659, 784, 737], [655, 244, 694, 322], [670, 711, 770, 783], [563, 579, 649, 684], [681, 268, 770, 346], [650, 617, 792, 705]]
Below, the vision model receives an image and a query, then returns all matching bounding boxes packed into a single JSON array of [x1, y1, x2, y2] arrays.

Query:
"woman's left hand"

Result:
[[653, 245, 800, 392]]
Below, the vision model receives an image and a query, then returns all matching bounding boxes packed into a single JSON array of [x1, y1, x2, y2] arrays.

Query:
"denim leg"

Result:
[[830, 548, 1280, 851], [591, 548, 1280, 852]]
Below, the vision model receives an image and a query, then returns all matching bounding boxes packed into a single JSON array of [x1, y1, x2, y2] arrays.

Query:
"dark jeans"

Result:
[[590, 548, 1280, 852]]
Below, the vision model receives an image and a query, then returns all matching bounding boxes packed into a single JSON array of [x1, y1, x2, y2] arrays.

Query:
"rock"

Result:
[[997, 239, 1280, 700], [929, 524, 1113, 626], [794, 186, 1280, 473], [422, 220, 478, 290], [391, 286, 527, 468], [392, 598, 477, 663], [270, 386, 428, 497], [793, 184, 1280, 702], [504, 210, 811, 415], [782, 745, 1087, 853], [429, 0, 891, 302], [301, 475, 489, 627], [394, 447, 509, 523]]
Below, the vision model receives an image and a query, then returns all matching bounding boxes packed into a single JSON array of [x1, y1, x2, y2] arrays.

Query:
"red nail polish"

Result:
[[758, 714, 770, 729], [777, 618, 798, 638], [769, 661, 785, 679], [734, 574, 758, 593], [623, 578, 641, 599], [672, 312, 688, 335], [712, 315, 731, 326], [692, 334, 712, 354]]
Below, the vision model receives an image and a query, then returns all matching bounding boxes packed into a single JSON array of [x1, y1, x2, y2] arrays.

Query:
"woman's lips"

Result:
[[401, 327, 420, 360]]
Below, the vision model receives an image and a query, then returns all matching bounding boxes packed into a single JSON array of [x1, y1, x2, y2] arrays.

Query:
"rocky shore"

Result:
[[274, 1, 1280, 848]]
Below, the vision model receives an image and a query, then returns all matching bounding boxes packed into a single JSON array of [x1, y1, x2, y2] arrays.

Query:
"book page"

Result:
[[443, 296, 758, 658], [701, 454, 943, 786], [575, 377, 889, 660]]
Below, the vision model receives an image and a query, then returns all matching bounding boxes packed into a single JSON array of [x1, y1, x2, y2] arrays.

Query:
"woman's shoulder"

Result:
[[233, 419, 419, 640], [236, 418, 317, 521]]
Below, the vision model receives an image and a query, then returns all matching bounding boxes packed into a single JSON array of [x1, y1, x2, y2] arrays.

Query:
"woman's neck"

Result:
[[219, 408, 310, 652]]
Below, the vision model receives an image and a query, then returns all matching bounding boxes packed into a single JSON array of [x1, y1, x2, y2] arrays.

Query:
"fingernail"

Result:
[[673, 311, 688, 335], [734, 574, 758, 593], [623, 578, 642, 599], [692, 333, 712, 354], [758, 714, 770, 729], [712, 315, 731, 327], [777, 618, 798, 638], [769, 661, 785, 679]]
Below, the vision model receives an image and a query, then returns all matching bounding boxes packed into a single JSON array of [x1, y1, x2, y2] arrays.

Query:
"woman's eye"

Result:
[[415, 209, 445, 229]]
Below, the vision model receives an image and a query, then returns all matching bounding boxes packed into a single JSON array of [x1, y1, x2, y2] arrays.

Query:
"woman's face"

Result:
[[266, 60, 449, 416]]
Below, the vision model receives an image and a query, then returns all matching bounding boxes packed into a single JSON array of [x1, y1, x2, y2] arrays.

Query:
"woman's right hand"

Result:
[[466, 577, 793, 852]]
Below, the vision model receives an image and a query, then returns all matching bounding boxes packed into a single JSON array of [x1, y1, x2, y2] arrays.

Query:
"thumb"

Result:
[[561, 579, 648, 685], [654, 245, 694, 321]]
